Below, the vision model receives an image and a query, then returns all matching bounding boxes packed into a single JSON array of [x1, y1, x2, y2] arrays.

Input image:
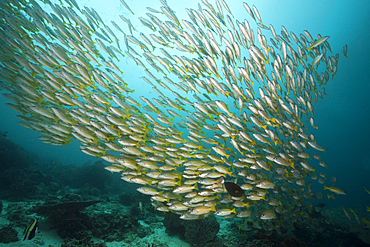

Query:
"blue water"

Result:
[[1, 0, 370, 212]]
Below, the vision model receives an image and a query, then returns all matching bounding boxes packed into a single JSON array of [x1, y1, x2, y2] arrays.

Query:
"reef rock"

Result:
[[163, 213, 220, 246]]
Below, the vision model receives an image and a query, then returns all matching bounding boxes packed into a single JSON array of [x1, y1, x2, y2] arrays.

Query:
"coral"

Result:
[[82, 201, 153, 242], [0, 224, 19, 243], [89, 212, 134, 242], [61, 193, 83, 202], [35, 199, 102, 219], [0, 168, 50, 200], [34, 195, 102, 239], [163, 213, 184, 237], [61, 237, 107, 247], [163, 213, 220, 246], [0, 200, 2, 214], [183, 217, 219, 246], [203, 238, 227, 247], [290, 216, 370, 247], [4, 202, 45, 237]]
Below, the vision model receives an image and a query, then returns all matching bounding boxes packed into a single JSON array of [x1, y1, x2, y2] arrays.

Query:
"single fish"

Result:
[[23, 218, 38, 241]]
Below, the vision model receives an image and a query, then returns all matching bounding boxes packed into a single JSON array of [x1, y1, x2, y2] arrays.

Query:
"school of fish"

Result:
[[0, 0, 349, 233]]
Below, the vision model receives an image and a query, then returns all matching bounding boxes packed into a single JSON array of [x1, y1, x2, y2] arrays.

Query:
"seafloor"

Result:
[[0, 134, 369, 247]]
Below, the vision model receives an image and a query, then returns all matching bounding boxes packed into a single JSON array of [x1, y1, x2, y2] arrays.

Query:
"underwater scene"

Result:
[[0, 0, 370, 246]]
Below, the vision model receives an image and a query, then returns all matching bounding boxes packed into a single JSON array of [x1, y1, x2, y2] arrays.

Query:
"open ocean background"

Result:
[[1, 0, 369, 212]]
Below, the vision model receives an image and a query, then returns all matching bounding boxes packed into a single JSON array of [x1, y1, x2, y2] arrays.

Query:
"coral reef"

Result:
[[60, 237, 107, 247], [163, 213, 220, 246], [35, 199, 102, 218], [0, 224, 19, 243], [87, 202, 152, 242], [184, 217, 220, 246], [0, 168, 50, 200], [1, 132, 369, 246], [163, 213, 183, 236], [4, 202, 35, 227], [33, 194, 101, 239], [352, 222, 370, 245], [0, 137, 130, 201], [292, 220, 370, 247], [25, 193, 152, 242]]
